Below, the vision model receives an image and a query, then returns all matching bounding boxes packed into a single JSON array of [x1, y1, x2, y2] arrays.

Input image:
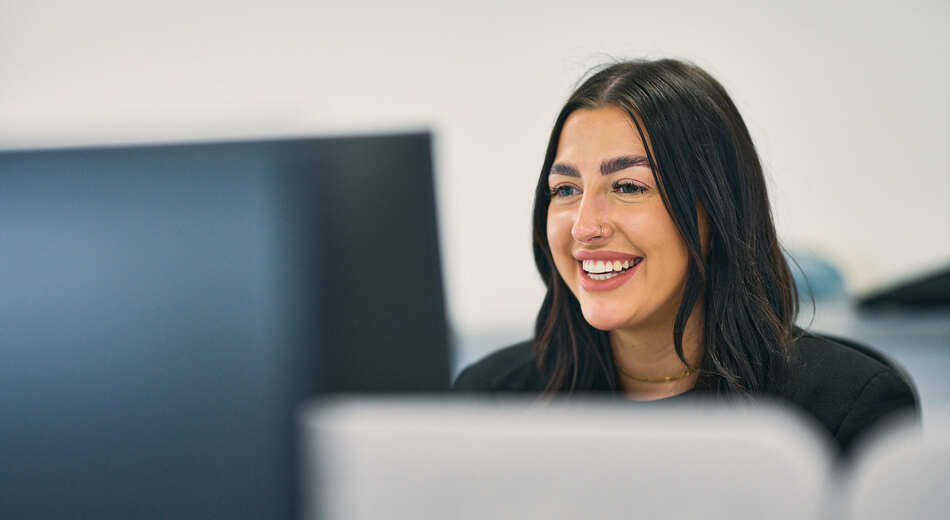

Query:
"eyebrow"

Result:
[[549, 154, 651, 177], [601, 155, 651, 175]]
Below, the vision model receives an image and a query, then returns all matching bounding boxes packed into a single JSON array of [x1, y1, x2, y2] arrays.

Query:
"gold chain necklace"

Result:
[[617, 364, 698, 383]]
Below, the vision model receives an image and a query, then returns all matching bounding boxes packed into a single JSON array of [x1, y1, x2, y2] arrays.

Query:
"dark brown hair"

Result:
[[532, 59, 799, 395]]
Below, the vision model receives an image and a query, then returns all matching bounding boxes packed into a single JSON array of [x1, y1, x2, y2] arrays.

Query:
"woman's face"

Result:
[[546, 106, 691, 333]]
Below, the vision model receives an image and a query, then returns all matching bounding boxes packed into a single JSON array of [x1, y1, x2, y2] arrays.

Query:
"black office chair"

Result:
[[814, 332, 921, 409]]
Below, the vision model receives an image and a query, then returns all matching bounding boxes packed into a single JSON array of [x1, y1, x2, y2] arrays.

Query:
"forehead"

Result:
[[555, 106, 648, 161]]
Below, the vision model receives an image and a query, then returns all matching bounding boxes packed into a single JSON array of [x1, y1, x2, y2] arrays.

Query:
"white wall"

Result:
[[2, 0, 948, 340]]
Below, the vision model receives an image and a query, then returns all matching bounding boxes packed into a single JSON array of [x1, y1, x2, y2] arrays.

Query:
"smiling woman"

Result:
[[454, 59, 918, 456], [546, 107, 700, 397]]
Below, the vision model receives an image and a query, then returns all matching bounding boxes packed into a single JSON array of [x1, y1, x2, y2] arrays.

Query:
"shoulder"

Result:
[[788, 332, 916, 402], [782, 331, 919, 453], [452, 340, 544, 394]]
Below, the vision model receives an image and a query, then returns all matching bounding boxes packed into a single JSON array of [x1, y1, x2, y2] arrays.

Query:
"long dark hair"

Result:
[[532, 59, 799, 395]]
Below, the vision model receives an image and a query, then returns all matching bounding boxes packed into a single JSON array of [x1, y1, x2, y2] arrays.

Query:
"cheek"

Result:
[[546, 211, 564, 246], [622, 207, 689, 279], [546, 211, 575, 276], [643, 216, 690, 284]]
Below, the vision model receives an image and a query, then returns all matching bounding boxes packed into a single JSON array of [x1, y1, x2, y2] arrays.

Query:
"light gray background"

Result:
[[2, 0, 948, 386]]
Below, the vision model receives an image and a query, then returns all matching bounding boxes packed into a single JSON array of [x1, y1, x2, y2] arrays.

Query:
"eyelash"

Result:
[[614, 181, 648, 195], [549, 181, 647, 198], [549, 185, 580, 198]]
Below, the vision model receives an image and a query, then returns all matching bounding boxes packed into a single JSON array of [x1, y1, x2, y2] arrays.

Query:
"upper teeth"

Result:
[[582, 259, 633, 274]]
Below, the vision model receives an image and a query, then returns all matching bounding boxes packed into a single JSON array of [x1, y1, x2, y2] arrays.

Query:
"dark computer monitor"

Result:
[[0, 133, 451, 519], [857, 263, 950, 309]]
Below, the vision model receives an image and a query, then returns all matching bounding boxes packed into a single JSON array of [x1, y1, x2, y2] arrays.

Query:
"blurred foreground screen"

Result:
[[303, 399, 944, 520], [0, 134, 450, 519], [303, 399, 836, 520]]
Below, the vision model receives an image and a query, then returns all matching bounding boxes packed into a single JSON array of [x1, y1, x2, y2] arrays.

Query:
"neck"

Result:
[[610, 308, 704, 401]]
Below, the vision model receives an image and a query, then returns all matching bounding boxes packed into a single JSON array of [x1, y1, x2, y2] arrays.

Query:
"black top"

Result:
[[453, 332, 919, 457]]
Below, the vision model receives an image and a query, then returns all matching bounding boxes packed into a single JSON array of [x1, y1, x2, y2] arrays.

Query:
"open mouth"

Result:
[[581, 257, 643, 280]]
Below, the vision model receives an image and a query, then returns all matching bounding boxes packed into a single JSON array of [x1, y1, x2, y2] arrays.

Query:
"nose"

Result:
[[571, 191, 612, 244]]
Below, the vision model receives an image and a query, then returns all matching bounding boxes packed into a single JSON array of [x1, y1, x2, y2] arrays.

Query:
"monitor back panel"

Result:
[[0, 134, 450, 519]]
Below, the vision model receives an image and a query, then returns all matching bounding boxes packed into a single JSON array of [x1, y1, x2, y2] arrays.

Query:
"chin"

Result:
[[579, 302, 631, 331]]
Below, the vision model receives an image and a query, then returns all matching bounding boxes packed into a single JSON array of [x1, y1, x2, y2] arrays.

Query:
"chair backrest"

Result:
[[847, 411, 950, 519]]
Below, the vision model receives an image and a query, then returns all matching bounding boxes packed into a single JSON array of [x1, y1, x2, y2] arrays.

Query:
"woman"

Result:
[[454, 59, 917, 455]]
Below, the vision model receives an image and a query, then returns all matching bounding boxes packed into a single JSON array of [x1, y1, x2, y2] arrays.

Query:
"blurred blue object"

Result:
[[786, 250, 846, 301]]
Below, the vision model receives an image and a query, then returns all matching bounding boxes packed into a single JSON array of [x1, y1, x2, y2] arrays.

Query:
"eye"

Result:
[[614, 180, 647, 195], [549, 184, 581, 199]]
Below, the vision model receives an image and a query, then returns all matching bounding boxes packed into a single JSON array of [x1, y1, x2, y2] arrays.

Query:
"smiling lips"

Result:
[[581, 258, 642, 279], [574, 253, 644, 290]]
